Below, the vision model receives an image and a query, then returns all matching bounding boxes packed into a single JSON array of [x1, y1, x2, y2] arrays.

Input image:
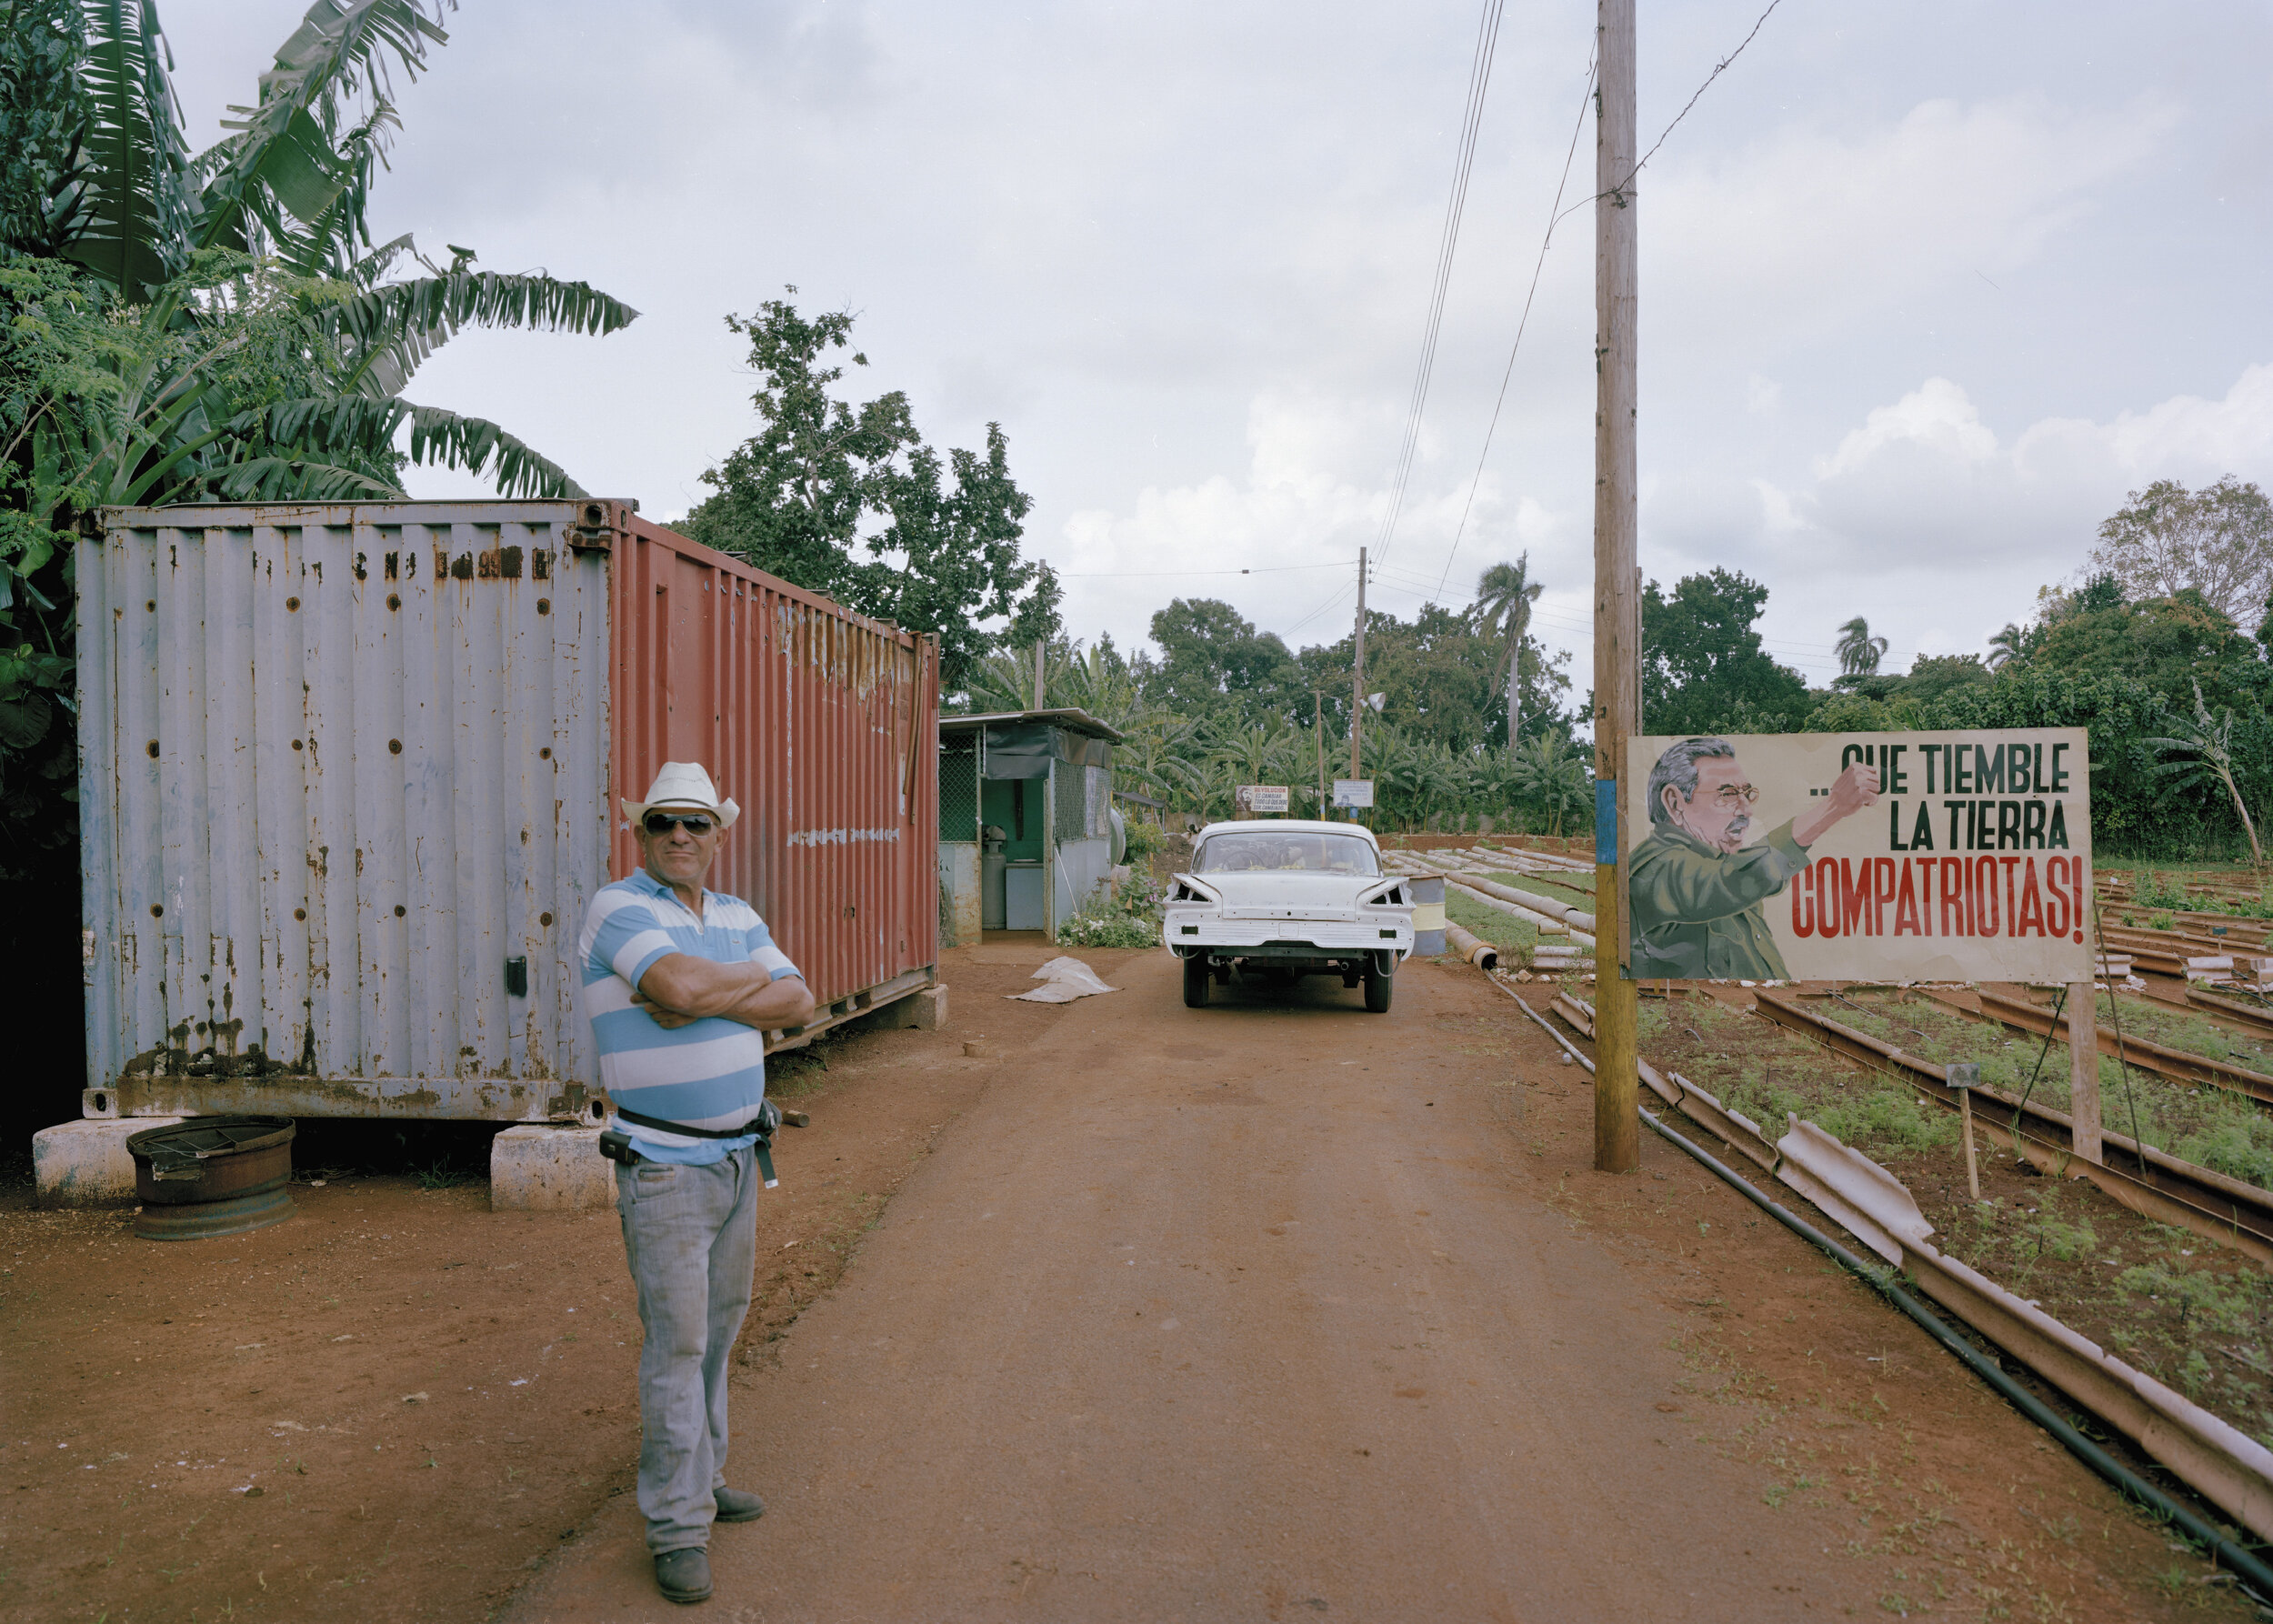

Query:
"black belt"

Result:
[[614, 1103, 779, 1188], [614, 1104, 771, 1140]]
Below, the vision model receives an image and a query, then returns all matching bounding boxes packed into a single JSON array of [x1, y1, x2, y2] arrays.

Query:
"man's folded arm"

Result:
[[637, 954, 773, 1019]]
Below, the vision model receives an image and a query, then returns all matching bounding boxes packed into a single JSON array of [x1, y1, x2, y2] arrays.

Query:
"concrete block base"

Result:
[[490, 1125, 616, 1212], [34, 1117, 184, 1208], [861, 983, 946, 1033]]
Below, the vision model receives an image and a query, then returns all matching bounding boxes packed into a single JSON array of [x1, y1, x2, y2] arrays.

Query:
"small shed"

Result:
[[938, 708, 1123, 943]]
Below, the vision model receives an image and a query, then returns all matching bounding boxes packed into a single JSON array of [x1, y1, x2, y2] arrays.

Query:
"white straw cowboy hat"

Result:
[[623, 761, 740, 831]]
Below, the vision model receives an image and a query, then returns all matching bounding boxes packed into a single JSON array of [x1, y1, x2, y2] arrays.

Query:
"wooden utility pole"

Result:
[[1032, 640, 1046, 712], [2068, 918, 2103, 1162], [1314, 690, 1328, 817], [1592, 0, 1640, 1175], [1350, 546, 1368, 781]]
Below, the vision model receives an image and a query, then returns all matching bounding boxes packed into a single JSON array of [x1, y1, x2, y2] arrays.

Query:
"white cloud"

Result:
[[1663, 364, 2273, 677], [1056, 392, 1584, 653], [1651, 95, 2179, 344]]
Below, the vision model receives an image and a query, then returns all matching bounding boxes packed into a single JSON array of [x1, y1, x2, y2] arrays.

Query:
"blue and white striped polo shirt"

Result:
[[579, 868, 803, 1166]]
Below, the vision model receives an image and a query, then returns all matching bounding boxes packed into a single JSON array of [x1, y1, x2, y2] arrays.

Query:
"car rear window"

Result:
[[1193, 832, 1380, 876]]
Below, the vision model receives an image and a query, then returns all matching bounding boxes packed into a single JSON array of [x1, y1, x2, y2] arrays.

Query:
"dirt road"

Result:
[[512, 947, 2238, 1622], [7, 942, 2243, 1621]]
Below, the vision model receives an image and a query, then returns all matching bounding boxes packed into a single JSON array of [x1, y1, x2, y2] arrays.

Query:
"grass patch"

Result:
[[1821, 991, 2273, 1192], [1640, 998, 1957, 1160]]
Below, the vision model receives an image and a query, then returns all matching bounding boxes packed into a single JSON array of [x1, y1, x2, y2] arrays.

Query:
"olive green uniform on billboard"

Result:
[[1627, 818, 1812, 980]]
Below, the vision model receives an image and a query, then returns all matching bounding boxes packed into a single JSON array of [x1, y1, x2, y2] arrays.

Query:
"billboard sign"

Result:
[[1236, 785, 1291, 816], [1622, 729, 2091, 983], [1332, 779, 1375, 809]]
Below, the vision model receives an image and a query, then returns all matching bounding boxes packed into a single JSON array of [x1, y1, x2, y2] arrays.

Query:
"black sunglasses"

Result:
[[643, 812, 716, 837]]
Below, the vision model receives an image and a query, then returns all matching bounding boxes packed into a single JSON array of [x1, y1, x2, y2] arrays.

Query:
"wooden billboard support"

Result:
[[1592, 0, 1640, 1174], [2069, 978, 2103, 1163]]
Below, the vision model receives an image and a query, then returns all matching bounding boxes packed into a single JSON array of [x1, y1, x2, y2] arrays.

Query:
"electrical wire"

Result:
[[1548, 0, 1787, 236], [1434, 50, 1597, 599], [1417, 0, 1790, 599], [1372, 0, 1509, 576], [1280, 577, 1359, 639], [1059, 560, 1354, 579]]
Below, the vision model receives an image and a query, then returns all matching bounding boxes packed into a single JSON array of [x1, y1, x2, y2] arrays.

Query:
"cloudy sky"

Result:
[[165, 0, 2273, 696]]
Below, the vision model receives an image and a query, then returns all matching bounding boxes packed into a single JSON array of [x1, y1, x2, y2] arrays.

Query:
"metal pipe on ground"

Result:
[[1499, 987, 2273, 1604], [1443, 923, 1497, 971], [1438, 874, 1597, 947], [1449, 872, 1597, 933], [1951, 987, 2273, 1105]]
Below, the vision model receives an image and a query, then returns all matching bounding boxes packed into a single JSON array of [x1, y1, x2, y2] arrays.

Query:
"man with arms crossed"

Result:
[[581, 762, 816, 1605]]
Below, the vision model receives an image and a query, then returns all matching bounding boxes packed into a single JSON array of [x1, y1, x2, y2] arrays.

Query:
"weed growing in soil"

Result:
[[1057, 873, 1166, 950], [1638, 1001, 1956, 1160]]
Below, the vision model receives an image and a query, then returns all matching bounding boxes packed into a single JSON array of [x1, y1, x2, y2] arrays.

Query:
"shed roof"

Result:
[[938, 707, 1125, 744]]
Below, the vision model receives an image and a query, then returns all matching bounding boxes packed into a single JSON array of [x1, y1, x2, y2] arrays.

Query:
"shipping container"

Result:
[[79, 500, 939, 1125]]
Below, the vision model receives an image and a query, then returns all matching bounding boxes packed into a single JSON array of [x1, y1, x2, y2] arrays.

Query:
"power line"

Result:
[[1371, 0, 1508, 576], [1059, 559, 1354, 579], [1434, 49, 1597, 599], [1420, 0, 1788, 596], [1550, 0, 1786, 236], [1281, 576, 1359, 638]]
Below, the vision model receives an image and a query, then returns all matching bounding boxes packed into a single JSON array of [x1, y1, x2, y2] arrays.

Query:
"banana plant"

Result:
[[36, 0, 636, 518], [2148, 680, 2264, 867]]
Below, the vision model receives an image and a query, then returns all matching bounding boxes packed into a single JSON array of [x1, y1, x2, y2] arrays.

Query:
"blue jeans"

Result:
[[616, 1145, 759, 1553]]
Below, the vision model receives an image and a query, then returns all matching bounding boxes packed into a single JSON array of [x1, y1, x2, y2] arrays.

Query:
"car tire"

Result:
[[1363, 956, 1394, 1013], [1183, 952, 1212, 1008]]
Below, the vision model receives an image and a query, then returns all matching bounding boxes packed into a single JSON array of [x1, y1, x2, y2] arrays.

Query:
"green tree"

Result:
[[683, 291, 1054, 691], [1473, 555, 1543, 747], [1144, 597, 1305, 723], [2088, 476, 2273, 627], [1641, 569, 1809, 734], [2029, 588, 2259, 709]]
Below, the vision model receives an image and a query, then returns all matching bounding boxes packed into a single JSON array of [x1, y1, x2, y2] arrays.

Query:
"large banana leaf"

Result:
[[230, 395, 586, 500], [197, 0, 446, 265], [328, 265, 640, 397], [58, 0, 194, 299]]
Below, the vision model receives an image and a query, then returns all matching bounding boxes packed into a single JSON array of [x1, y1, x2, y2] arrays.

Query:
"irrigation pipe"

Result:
[[1500, 984, 2273, 1600]]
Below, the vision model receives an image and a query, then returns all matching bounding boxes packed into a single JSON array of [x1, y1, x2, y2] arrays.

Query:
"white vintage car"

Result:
[[1163, 819, 1414, 1011]]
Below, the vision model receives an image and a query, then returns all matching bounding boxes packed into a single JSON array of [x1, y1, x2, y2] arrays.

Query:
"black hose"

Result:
[[1501, 986, 2273, 1599]]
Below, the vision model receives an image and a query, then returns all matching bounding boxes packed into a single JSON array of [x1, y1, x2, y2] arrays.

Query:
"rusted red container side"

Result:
[[608, 514, 939, 1014]]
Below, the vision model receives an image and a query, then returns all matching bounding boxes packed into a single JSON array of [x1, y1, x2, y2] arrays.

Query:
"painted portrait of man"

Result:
[[1627, 737, 1879, 980]]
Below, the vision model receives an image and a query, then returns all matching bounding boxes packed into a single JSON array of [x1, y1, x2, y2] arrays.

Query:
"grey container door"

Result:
[[79, 504, 612, 1120]]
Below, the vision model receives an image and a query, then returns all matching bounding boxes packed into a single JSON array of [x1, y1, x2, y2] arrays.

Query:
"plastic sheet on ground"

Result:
[[1007, 957, 1121, 1003]]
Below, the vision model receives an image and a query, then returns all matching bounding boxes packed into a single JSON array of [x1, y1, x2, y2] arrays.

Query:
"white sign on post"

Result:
[[1236, 785, 1290, 816], [1331, 779, 1375, 809]]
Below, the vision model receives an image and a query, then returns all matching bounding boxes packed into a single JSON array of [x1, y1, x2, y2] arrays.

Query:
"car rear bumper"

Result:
[[1162, 916, 1412, 956]]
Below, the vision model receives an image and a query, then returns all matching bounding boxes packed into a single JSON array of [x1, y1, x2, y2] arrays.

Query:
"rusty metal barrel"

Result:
[[126, 1117, 297, 1241]]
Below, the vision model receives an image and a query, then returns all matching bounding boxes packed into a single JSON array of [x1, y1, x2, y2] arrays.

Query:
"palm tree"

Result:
[[1834, 616, 1888, 678], [1474, 556, 1545, 749], [1985, 623, 2030, 668]]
